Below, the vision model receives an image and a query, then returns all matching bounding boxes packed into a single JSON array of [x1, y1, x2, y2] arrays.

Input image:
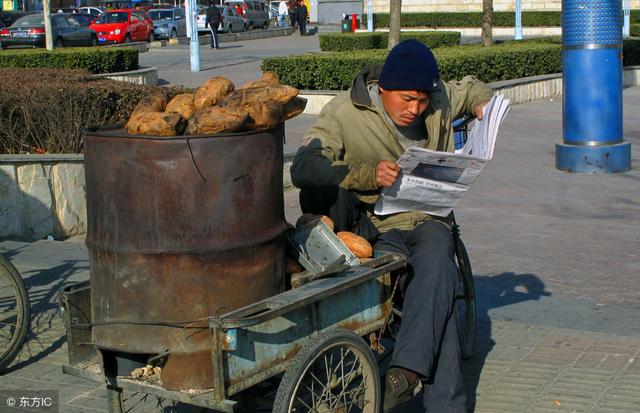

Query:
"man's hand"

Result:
[[376, 160, 401, 188], [473, 102, 487, 120]]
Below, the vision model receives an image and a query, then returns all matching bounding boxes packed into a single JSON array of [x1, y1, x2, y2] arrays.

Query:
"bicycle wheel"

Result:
[[452, 228, 476, 360], [273, 329, 381, 413], [0, 254, 30, 371]]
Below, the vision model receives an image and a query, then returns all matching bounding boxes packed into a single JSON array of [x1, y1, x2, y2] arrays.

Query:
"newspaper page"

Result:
[[374, 94, 510, 217]]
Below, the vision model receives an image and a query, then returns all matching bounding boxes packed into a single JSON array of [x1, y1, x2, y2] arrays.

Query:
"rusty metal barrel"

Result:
[[83, 125, 285, 390]]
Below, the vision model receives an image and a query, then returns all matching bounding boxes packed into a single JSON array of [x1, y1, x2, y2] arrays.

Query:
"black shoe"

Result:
[[383, 368, 419, 412]]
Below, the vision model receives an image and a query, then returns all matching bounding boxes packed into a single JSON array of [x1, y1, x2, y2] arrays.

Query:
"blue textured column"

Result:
[[557, 0, 631, 173]]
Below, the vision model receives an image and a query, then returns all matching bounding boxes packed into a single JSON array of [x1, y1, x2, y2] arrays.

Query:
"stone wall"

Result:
[[368, 0, 640, 13], [0, 156, 85, 240]]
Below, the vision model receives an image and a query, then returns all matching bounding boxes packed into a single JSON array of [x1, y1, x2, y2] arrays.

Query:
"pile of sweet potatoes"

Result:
[[124, 72, 307, 136]]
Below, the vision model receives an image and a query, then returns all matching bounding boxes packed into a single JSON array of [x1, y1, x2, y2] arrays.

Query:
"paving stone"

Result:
[[523, 348, 583, 365]]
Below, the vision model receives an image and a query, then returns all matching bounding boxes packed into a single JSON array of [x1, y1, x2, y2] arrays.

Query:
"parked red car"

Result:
[[89, 8, 153, 44]]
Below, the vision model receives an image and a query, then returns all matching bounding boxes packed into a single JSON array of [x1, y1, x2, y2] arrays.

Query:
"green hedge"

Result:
[[632, 23, 640, 37], [319, 31, 460, 51], [362, 10, 640, 29], [0, 47, 138, 74], [0, 69, 189, 154], [262, 39, 640, 90]]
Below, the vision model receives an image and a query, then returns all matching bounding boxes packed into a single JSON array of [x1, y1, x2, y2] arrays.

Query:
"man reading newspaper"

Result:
[[291, 39, 493, 412]]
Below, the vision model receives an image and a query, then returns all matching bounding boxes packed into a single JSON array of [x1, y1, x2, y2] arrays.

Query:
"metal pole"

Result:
[[557, 0, 630, 173], [623, 0, 630, 37], [514, 0, 523, 40], [42, 0, 53, 51], [367, 0, 373, 32], [187, 0, 200, 72]]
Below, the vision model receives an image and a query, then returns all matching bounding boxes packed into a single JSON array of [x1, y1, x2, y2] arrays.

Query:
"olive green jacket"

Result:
[[291, 65, 494, 233]]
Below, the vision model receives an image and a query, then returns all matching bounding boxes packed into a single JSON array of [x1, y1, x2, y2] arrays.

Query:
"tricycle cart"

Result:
[[61, 253, 406, 413]]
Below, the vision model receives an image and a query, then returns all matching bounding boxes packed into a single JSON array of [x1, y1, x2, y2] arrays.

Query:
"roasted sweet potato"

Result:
[[221, 84, 298, 108], [193, 77, 235, 111], [125, 112, 187, 136], [243, 101, 283, 130], [185, 106, 249, 135], [131, 94, 168, 114], [165, 93, 195, 120], [239, 71, 280, 89], [282, 97, 307, 121], [337, 231, 373, 258], [295, 214, 335, 231]]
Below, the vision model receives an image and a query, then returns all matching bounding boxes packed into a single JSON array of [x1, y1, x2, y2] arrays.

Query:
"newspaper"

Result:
[[374, 94, 510, 217]]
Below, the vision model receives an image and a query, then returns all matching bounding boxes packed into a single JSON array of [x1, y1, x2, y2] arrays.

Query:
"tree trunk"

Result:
[[388, 0, 401, 49], [481, 0, 493, 47]]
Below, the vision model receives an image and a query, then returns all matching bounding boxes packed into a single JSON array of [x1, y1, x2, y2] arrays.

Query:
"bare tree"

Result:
[[388, 0, 401, 49], [481, 0, 493, 47]]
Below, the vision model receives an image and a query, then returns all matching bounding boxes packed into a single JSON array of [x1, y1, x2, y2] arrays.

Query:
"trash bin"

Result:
[[341, 18, 350, 33]]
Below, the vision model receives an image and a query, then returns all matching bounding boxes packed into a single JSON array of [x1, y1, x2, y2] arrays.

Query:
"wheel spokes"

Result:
[[293, 345, 368, 413]]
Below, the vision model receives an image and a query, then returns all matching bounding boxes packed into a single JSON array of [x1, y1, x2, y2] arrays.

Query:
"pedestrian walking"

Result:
[[287, 0, 296, 28], [278, 0, 288, 27], [294, 0, 307, 35], [205, 0, 222, 49]]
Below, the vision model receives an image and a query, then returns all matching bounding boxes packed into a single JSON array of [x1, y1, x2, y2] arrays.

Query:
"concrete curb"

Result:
[[164, 27, 296, 46], [90, 66, 158, 86], [101, 41, 149, 53]]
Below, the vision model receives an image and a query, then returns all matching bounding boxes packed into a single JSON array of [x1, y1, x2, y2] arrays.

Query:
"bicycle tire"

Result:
[[0, 254, 30, 372], [452, 228, 476, 360]]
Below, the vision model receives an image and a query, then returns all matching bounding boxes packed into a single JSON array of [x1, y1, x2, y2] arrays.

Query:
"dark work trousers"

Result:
[[289, 12, 296, 27], [299, 186, 380, 242], [298, 17, 306, 35], [209, 25, 219, 49], [375, 221, 467, 413]]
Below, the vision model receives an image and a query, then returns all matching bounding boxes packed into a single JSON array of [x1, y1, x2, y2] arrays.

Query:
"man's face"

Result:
[[379, 87, 430, 127]]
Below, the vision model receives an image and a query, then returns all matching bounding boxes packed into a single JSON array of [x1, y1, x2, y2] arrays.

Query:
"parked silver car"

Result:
[[224, 0, 269, 30], [196, 5, 246, 33], [149, 7, 186, 39]]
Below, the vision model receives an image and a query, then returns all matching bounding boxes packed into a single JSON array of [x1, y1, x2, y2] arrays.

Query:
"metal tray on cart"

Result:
[[286, 218, 361, 273]]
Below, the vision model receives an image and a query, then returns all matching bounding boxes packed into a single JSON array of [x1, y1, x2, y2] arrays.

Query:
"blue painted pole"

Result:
[[515, 0, 523, 40], [557, 0, 631, 173]]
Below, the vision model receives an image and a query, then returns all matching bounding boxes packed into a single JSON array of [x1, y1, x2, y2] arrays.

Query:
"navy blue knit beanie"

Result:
[[378, 39, 440, 93]]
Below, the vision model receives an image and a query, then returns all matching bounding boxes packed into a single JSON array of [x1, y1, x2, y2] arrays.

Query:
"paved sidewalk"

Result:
[[1, 88, 639, 412]]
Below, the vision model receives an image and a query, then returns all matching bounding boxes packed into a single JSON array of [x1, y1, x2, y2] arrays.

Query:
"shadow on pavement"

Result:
[[463, 272, 551, 411]]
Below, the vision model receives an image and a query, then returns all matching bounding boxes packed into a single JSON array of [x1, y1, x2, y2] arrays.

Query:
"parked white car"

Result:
[[79, 7, 104, 17]]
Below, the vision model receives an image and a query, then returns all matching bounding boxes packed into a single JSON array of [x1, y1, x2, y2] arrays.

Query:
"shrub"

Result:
[[0, 47, 138, 74], [0, 69, 190, 154], [262, 39, 640, 90], [631, 23, 640, 38], [319, 31, 460, 51], [362, 10, 640, 29]]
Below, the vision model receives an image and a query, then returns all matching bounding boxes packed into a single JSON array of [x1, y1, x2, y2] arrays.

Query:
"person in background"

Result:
[[287, 0, 296, 28], [294, 0, 306, 35], [204, 0, 222, 49], [278, 0, 288, 27]]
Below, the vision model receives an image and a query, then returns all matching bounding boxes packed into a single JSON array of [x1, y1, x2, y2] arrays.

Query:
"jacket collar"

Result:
[[350, 64, 383, 109]]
